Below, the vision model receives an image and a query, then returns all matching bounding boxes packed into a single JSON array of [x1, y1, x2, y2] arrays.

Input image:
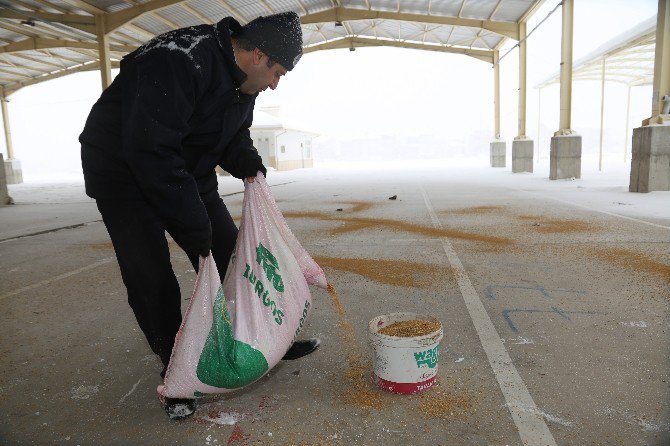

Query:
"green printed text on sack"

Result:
[[255, 243, 284, 292], [243, 262, 284, 325], [293, 300, 311, 340]]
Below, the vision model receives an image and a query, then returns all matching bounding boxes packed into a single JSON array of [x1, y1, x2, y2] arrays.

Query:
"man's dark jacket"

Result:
[[80, 17, 261, 251]]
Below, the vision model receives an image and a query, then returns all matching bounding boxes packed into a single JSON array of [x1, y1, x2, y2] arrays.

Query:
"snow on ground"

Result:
[[6, 157, 669, 223]]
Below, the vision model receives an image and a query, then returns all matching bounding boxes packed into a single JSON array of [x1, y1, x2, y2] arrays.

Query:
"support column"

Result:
[[0, 153, 9, 204], [624, 84, 631, 163], [537, 86, 542, 162], [513, 21, 533, 173], [550, 0, 582, 180], [1, 93, 22, 184], [630, 0, 670, 192], [490, 50, 506, 167], [96, 14, 112, 90], [598, 57, 606, 171]]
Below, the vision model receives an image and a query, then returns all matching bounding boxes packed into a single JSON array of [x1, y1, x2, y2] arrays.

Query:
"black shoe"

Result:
[[164, 398, 197, 420], [282, 338, 320, 360]]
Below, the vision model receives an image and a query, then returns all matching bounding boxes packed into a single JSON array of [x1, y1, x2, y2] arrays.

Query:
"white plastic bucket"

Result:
[[368, 312, 443, 394]]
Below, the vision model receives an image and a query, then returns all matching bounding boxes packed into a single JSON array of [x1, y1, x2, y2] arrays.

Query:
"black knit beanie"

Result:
[[240, 12, 303, 71]]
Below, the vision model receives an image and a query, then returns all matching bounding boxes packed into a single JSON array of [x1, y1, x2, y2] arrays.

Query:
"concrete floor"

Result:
[[0, 163, 668, 445]]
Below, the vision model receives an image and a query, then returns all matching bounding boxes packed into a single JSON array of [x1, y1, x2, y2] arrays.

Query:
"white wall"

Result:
[[276, 131, 313, 162], [251, 130, 275, 165]]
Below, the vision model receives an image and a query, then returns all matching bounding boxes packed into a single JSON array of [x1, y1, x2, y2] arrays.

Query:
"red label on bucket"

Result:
[[374, 375, 437, 394]]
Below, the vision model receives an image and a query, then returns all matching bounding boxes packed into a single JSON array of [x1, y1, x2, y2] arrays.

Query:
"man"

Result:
[[79, 11, 319, 420]]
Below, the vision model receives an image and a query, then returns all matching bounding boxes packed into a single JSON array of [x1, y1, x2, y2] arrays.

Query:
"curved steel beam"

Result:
[[303, 36, 493, 63], [300, 7, 518, 40], [3, 59, 120, 96]]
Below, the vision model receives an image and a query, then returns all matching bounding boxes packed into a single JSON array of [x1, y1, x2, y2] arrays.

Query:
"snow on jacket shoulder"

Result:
[[80, 18, 260, 248]]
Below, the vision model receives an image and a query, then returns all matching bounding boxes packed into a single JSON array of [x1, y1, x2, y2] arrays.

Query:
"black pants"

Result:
[[97, 195, 238, 367]]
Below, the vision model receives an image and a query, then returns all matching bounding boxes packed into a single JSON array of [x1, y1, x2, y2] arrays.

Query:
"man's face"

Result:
[[239, 51, 287, 95]]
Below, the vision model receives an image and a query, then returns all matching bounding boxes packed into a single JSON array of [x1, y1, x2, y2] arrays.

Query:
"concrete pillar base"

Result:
[[4, 158, 23, 184], [629, 125, 670, 192], [0, 154, 12, 205], [512, 139, 534, 173], [490, 140, 506, 167], [550, 134, 581, 180]]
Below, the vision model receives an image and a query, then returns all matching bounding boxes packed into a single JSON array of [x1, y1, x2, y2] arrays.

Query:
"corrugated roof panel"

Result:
[[428, 25, 455, 42], [348, 21, 369, 34], [323, 24, 348, 39], [110, 30, 140, 45], [372, 0, 399, 12], [9, 1, 56, 13], [3, 54, 43, 71], [494, 0, 534, 22], [264, 0, 303, 14], [303, 1, 334, 15], [0, 74, 24, 84], [134, 14, 174, 36], [49, 48, 93, 62], [422, 26, 448, 44], [236, 3, 269, 21], [1, 58, 36, 74], [49, 5, 85, 15], [155, 5, 200, 27], [84, 0, 123, 12], [376, 19, 400, 38], [305, 24, 332, 44], [470, 34, 491, 49], [342, 0, 369, 9], [430, 0, 466, 17], [481, 34, 502, 48], [0, 29, 26, 43], [107, 2, 130, 14], [0, 63, 45, 78], [42, 0, 81, 13], [111, 27, 147, 45], [400, 21, 428, 40], [227, 0, 267, 18], [356, 26, 375, 38], [449, 27, 478, 46], [421, 30, 442, 44], [25, 66, 50, 77], [375, 22, 399, 39], [302, 27, 322, 45], [226, 0, 250, 7], [18, 50, 57, 61], [188, 0, 233, 23], [37, 21, 89, 40], [398, 0, 431, 14], [461, 0, 497, 20]]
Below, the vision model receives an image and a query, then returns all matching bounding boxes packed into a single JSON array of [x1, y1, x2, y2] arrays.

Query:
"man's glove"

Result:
[[174, 223, 212, 258], [195, 238, 211, 258], [239, 155, 267, 179]]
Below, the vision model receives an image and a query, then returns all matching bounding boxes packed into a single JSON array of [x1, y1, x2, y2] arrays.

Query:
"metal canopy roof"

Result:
[[0, 0, 545, 96], [536, 15, 657, 88]]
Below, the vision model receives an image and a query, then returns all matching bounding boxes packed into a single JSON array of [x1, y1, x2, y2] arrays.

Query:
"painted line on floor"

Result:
[[518, 190, 670, 230], [420, 185, 557, 446], [0, 257, 115, 302]]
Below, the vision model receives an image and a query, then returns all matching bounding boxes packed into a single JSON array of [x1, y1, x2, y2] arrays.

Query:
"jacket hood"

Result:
[[215, 17, 248, 88]]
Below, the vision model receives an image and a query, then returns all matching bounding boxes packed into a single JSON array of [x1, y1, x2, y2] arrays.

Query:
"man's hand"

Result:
[[247, 176, 255, 183], [239, 156, 267, 181], [181, 224, 211, 258]]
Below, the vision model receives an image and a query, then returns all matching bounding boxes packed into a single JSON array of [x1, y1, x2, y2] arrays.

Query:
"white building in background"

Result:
[[250, 107, 318, 171]]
